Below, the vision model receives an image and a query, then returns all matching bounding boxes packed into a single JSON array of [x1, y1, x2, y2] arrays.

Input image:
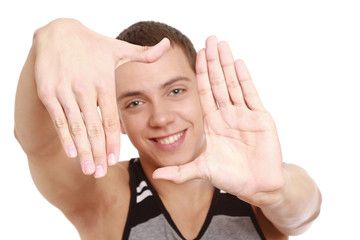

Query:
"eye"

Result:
[[126, 100, 143, 108], [169, 89, 184, 96]]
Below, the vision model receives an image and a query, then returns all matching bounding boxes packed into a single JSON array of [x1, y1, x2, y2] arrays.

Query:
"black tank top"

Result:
[[122, 158, 266, 240]]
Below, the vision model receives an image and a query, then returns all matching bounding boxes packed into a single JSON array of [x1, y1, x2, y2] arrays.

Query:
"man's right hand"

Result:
[[33, 18, 170, 178]]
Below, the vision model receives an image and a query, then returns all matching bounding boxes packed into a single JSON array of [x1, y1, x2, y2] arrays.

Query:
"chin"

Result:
[[139, 151, 195, 170], [158, 154, 193, 167]]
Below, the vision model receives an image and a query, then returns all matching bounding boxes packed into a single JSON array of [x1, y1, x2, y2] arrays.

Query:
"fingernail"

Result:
[[67, 146, 77, 158], [94, 165, 105, 178], [108, 153, 117, 166], [83, 161, 94, 175]]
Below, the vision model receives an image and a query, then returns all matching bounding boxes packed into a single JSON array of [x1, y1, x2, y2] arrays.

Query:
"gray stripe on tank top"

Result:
[[128, 214, 261, 240], [129, 214, 183, 240], [202, 215, 262, 240]]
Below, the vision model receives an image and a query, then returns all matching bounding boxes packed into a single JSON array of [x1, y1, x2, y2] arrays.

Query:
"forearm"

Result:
[[14, 27, 96, 209], [14, 44, 60, 156], [260, 163, 322, 235]]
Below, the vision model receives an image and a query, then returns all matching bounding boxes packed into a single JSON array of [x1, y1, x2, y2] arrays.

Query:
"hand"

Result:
[[34, 19, 170, 178], [153, 36, 284, 206]]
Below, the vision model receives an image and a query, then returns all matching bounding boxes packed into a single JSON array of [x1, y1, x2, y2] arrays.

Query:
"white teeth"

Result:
[[157, 132, 184, 145]]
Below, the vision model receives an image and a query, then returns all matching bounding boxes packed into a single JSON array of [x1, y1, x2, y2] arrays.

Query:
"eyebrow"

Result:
[[117, 76, 191, 101]]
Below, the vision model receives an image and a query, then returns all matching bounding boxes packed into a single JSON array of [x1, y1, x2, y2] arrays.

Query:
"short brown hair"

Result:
[[116, 21, 196, 71]]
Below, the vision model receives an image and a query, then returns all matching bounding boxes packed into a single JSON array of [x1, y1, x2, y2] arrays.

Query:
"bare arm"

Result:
[[15, 45, 57, 157], [14, 43, 97, 216], [14, 18, 169, 218]]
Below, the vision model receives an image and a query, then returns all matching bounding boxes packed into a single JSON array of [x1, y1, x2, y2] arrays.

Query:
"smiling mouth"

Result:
[[153, 131, 185, 145]]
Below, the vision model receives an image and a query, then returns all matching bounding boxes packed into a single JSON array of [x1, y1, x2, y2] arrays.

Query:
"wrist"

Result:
[[252, 182, 285, 209], [33, 18, 81, 45], [259, 164, 322, 234], [247, 165, 286, 209]]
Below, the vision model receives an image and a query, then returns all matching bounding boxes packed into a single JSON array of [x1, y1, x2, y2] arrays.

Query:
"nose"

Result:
[[149, 102, 175, 128]]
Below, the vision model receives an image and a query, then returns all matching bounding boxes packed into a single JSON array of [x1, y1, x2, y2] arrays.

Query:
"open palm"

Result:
[[153, 36, 284, 205]]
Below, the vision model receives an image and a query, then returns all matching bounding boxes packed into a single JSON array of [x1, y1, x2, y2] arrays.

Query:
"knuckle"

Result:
[[197, 87, 211, 96], [217, 100, 228, 107], [221, 62, 233, 69], [227, 79, 238, 89], [54, 117, 68, 129], [87, 124, 103, 138], [92, 151, 106, 159], [240, 77, 252, 84], [61, 104, 72, 115], [133, 46, 153, 63], [103, 117, 120, 132], [69, 122, 84, 136], [37, 87, 55, 102], [73, 82, 91, 96], [94, 80, 109, 94], [196, 69, 208, 76], [55, 85, 69, 98], [210, 76, 225, 86], [134, 46, 150, 61], [92, 151, 107, 162], [78, 151, 93, 162]]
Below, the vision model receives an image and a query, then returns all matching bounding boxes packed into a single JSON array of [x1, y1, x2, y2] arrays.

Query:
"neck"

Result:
[[139, 157, 214, 239]]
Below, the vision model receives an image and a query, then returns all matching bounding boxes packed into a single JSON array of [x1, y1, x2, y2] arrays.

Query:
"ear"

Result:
[[120, 119, 127, 134]]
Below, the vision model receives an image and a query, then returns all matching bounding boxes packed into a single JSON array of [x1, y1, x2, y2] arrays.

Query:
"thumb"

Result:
[[115, 38, 170, 68], [152, 159, 208, 184]]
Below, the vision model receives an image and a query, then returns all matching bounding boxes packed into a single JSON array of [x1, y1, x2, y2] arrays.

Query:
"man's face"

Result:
[[115, 46, 205, 168]]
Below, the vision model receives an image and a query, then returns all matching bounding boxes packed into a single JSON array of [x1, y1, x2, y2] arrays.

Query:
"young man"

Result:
[[14, 18, 321, 239]]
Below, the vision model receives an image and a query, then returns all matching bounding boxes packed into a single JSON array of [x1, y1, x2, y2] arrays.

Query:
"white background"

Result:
[[1, 0, 359, 239]]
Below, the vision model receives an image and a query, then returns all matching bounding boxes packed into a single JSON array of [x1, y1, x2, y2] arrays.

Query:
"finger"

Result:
[[58, 96, 95, 176], [205, 36, 231, 108], [217, 41, 246, 107], [42, 98, 77, 158], [98, 86, 120, 167], [78, 97, 108, 178], [196, 49, 217, 115], [115, 38, 171, 67], [234, 60, 265, 111], [152, 161, 207, 184]]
